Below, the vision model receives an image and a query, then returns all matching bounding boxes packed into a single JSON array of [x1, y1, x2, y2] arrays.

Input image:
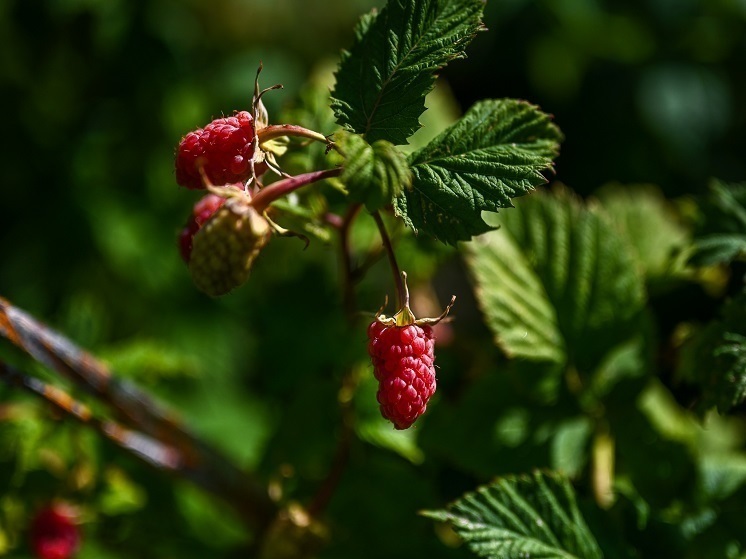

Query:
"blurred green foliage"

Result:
[[1, 1, 746, 559]]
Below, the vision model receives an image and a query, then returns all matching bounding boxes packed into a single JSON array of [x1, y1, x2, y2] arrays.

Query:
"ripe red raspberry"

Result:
[[367, 321, 436, 430], [175, 111, 257, 189], [30, 503, 80, 559], [367, 272, 455, 430], [178, 193, 227, 262]]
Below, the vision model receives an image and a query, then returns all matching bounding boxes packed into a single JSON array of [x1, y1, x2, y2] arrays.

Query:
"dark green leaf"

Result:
[[688, 179, 746, 266], [423, 471, 603, 559], [679, 293, 746, 413], [688, 234, 746, 267], [396, 99, 562, 244], [466, 187, 646, 372], [331, 0, 485, 144]]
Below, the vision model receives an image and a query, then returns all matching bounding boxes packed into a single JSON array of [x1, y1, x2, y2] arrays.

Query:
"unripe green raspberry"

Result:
[[188, 199, 270, 296]]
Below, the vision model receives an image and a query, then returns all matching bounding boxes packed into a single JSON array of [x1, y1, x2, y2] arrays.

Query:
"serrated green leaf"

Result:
[[466, 187, 645, 372], [395, 99, 562, 245], [679, 293, 746, 414], [423, 471, 602, 559], [331, 0, 485, 145], [689, 179, 746, 266], [594, 183, 690, 282], [338, 131, 412, 212]]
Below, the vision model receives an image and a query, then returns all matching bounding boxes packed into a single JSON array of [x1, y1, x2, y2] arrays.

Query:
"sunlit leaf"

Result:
[[331, 0, 485, 144], [423, 471, 603, 559], [466, 187, 646, 371], [396, 99, 562, 244]]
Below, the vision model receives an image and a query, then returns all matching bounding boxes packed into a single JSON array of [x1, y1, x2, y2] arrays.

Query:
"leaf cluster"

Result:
[[331, 0, 562, 243]]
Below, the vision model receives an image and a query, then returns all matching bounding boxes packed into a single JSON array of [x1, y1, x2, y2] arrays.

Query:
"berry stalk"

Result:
[[372, 211, 405, 309], [250, 167, 343, 213], [257, 124, 337, 150]]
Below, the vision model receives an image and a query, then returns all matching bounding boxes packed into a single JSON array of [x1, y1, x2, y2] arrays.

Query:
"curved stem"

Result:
[[372, 211, 405, 309], [258, 124, 340, 153], [250, 168, 342, 213]]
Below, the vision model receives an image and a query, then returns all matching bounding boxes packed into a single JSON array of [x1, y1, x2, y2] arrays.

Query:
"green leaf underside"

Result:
[[466, 187, 645, 370], [423, 471, 602, 559], [688, 179, 746, 266], [331, 0, 485, 145], [395, 99, 562, 245]]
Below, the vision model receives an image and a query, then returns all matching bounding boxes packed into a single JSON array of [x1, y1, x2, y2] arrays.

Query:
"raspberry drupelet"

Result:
[[175, 111, 257, 190], [367, 272, 455, 430]]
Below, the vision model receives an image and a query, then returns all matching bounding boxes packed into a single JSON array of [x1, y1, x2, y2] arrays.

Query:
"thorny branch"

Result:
[[0, 361, 182, 472], [0, 297, 276, 529]]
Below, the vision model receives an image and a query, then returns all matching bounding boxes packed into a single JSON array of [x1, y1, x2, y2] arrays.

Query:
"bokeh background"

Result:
[[1, 1, 746, 558]]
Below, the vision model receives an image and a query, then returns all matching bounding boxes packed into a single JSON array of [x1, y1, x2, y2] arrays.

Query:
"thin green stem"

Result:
[[372, 211, 405, 309]]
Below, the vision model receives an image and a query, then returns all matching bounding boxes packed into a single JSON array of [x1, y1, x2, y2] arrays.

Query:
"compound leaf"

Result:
[[395, 99, 562, 245], [466, 187, 645, 372], [331, 0, 485, 145], [423, 471, 603, 559]]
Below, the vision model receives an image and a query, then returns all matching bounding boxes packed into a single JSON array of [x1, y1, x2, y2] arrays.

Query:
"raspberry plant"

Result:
[[3, 1, 746, 559]]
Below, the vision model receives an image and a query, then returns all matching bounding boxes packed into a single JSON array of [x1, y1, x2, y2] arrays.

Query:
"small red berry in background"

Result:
[[175, 111, 257, 190], [30, 503, 80, 559], [367, 272, 455, 430]]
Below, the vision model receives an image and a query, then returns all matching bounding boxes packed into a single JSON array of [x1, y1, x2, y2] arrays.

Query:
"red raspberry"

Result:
[[366, 272, 455, 429], [175, 111, 257, 189], [30, 504, 80, 559], [178, 193, 227, 262], [367, 320, 437, 430]]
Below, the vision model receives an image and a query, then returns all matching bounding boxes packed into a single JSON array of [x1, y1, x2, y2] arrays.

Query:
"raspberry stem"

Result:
[[372, 210, 405, 310], [250, 168, 343, 213], [257, 124, 339, 153]]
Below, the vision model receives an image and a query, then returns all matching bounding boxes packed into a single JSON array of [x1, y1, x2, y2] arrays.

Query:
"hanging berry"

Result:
[[367, 273, 455, 429]]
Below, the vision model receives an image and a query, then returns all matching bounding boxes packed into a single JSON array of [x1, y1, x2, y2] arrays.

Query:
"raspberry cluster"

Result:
[[367, 320, 437, 430], [30, 504, 80, 559], [175, 111, 257, 190]]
